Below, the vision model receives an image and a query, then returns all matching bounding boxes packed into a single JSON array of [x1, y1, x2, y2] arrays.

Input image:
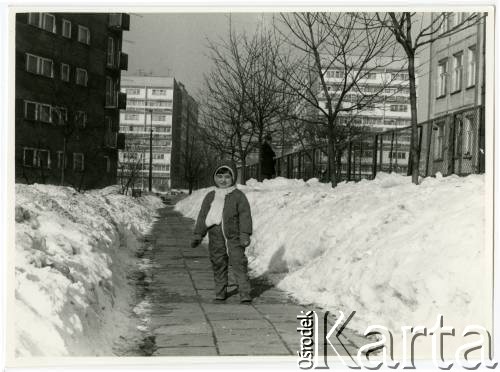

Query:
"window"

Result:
[[452, 52, 463, 92], [153, 114, 166, 121], [390, 104, 408, 112], [27, 13, 40, 27], [57, 151, 66, 169], [26, 54, 38, 74], [75, 68, 88, 86], [104, 156, 111, 172], [42, 13, 55, 33], [106, 77, 115, 106], [434, 122, 445, 159], [467, 46, 476, 87], [124, 114, 139, 120], [447, 13, 456, 30], [437, 59, 448, 97], [73, 153, 84, 171], [129, 126, 134, 131], [152, 89, 166, 95], [439, 14, 448, 35], [126, 88, 140, 95], [148, 101, 170, 107], [127, 99, 145, 106], [74, 111, 87, 128], [463, 116, 474, 155], [39, 104, 51, 122], [36, 149, 50, 169], [23, 148, 35, 167], [366, 72, 377, 80], [51, 107, 67, 125], [60, 63, 70, 82], [24, 101, 37, 120], [77, 25, 90, 44], [62, 19, 71, 38], [365, 104, 375, 111], [388, 152, 406, 160], [28, 13, 56, 33], [107, 37, 114, 67], [25, 53, 54, 78]]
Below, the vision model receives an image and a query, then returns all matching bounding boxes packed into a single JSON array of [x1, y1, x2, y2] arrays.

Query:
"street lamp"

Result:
[[147, 108, 153, 192]]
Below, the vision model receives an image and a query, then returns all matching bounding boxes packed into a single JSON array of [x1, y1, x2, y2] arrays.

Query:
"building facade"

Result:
[[118, 76, 198, 191], [318, 60, 413, 178], [418, 12, 486, 176], [15, 12, 129, 189]]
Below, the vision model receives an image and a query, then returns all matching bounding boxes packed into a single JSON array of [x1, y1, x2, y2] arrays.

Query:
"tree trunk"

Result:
[[327, 120, 337, 187], [408, 52, 419, 184], [257, 131, 263, 182], [240, 157, 247, 185]]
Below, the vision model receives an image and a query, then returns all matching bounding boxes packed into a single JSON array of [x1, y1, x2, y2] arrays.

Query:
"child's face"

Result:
[[214, 172, 233, 188]]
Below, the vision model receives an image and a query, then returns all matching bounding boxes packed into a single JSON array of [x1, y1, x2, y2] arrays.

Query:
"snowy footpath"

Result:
[[14, 184, 163, 357], [176, 172, 490, 354]]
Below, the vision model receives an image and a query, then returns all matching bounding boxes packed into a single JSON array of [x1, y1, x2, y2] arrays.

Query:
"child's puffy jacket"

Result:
[[193, 161, 252, 249]]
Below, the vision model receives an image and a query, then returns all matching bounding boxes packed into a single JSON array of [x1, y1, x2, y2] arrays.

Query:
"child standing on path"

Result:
[[191, 161, 253, 304]]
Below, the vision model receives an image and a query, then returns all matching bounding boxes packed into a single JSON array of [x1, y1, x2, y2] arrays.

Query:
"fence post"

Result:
[[417, 125, 423, 177], [389, 131, 395, 173], [347, 140, 352, 181], [372, 135, 378, 179], [298, 152, 302, 180], [287, 154, 291, 178], [425, 120, 433, 177], [478, 106, 485, 173], [447, 115, 456, 176], [311, 148, 316, 178], [379, 135, 383, 172]]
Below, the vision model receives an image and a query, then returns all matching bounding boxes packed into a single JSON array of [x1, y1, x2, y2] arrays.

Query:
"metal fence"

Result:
[[240, 105, 484, 183]]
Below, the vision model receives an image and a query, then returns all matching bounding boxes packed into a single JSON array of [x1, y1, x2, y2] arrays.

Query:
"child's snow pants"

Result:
[[207, 224, 251, 300]]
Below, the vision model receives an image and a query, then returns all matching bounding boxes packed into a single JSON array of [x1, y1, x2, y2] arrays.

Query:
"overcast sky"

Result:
[[122, 13, 270, 99]]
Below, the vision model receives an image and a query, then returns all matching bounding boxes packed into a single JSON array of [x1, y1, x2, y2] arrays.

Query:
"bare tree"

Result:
[[201, 21, 260, 183], [376, 12, 483, 184], [276, 12, 402, 187], [239, 26, 297, 181], [117, 144, 144, 195], [202, 18, 297, 182]]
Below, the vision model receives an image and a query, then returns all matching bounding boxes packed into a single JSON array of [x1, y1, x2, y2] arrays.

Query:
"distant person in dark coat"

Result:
[[260, 134, 276, 180]]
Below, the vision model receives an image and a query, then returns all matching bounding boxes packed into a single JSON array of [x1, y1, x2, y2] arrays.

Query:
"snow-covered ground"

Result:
[[14, 184, 163, 357], [176, 173, 490, 356]]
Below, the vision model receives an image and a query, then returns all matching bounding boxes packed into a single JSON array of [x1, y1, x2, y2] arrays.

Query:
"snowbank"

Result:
[[175, 174, 489, 351], [14, 184, 164, 357]]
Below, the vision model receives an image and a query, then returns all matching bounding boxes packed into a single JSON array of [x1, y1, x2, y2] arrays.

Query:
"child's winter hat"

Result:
[[213, 161, 238, 186]]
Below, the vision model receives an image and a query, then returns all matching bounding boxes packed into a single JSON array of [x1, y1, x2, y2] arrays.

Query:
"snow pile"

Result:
[[175, 174, 489, 346], [14, 184, 163, 357]]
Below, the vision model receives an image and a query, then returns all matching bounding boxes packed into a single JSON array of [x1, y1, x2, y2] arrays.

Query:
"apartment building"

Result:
[[15, 12, 129, 189], [320, 59, 413, 177], [118, 76, 198, 191], [418, 12, 486, 176]]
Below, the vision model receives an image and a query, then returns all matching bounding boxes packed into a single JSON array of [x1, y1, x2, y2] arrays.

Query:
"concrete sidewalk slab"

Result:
[[144, 204, 361, 358]]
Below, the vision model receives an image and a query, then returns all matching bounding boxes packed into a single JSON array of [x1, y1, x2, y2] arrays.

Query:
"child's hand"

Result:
[[240, 233, 251, 248], [191, 238, 201, 248]]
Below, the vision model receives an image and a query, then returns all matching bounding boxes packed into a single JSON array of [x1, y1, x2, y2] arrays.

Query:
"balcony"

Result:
[[118, 92, 127, 110], [108, 14, 130, 31], [117, 133, 126, 149], [104, 131, 117, 149], [119, 52, 128, 71]]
